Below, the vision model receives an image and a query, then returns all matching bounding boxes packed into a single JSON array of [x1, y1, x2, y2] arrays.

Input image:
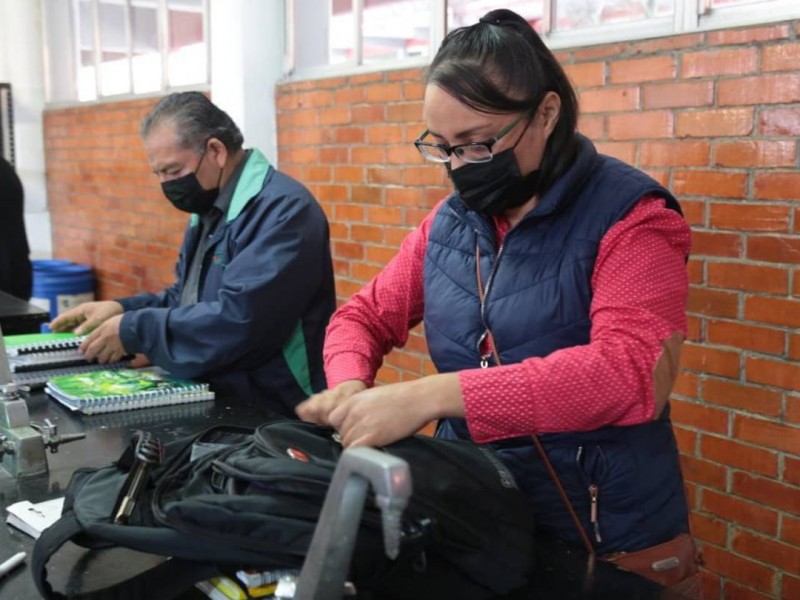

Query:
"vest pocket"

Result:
[[518, 439, 636, 553], [576, 444, 606, 544]]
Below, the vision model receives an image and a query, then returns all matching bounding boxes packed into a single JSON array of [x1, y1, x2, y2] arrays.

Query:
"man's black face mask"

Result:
[[161, 149, 220, 214]]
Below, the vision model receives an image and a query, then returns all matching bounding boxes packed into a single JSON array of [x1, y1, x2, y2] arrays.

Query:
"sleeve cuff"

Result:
[[459, 365, 536, 443], [325, 353, 376, 389], [118, 312, 140, 354]]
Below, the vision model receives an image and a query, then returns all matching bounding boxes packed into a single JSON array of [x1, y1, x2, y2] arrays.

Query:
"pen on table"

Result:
[[0, 551, 26, 578]]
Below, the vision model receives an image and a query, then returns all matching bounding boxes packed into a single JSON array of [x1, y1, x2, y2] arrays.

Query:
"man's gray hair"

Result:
[[141, 91, 244, 153]]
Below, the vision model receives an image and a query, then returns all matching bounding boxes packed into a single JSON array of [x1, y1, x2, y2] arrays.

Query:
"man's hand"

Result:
[[49, 301, 124, 335], [129, 354, 151, 368], [80, 314, 129, 364], [296, 380, 368, 425]]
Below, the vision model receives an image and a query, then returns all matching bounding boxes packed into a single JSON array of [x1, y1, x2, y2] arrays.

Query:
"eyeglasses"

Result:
[[413, 113, 528, 164]]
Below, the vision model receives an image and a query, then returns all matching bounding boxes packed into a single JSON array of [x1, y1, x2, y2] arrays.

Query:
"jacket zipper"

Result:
[[589, 483, 602, 544], [475, 229, 506, 368], [576, 445, 602, 545]]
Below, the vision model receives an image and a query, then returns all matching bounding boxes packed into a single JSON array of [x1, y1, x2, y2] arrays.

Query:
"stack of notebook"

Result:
[[4, 332, 130, 388], [45, 367, 215, 415]]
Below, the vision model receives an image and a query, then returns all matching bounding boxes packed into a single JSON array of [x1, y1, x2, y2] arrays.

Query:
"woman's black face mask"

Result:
[[161, 149, 220, 214], [450, 149, 541, 216], [449, 114, 541, 216]]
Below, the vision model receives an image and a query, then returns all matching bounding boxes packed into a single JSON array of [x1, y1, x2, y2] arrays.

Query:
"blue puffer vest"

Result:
[[424, 135, 689, 554]]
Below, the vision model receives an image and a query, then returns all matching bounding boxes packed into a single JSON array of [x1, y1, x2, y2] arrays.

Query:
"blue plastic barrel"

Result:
[[30, 260, 96, 331], [32, 259, 73, 271]]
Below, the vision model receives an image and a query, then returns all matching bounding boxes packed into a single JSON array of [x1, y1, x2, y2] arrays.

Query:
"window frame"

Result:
[[284, 0, 446, 82], [43, 0, 210, 105], [285, 0, 800, 81]]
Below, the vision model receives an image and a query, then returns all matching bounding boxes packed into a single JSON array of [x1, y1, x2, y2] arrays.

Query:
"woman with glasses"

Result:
[[298, 8, 698, 594]]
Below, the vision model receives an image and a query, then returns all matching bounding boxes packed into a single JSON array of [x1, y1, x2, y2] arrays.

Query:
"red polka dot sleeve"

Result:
[[323, 196, 691, 443], [323, 203, 436, 388], [461, 196, 691, 442]]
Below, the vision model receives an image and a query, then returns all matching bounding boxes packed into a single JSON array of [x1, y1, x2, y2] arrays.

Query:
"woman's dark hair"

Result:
[[141, 91, 244, 154], [425, 8, 578, 195]]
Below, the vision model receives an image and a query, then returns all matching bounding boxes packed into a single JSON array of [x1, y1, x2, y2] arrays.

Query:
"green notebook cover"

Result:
[[46, 368, 215, 414]]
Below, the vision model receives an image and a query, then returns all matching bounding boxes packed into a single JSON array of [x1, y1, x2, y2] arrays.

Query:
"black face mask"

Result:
[[161, 151, 221, 214], [450, 148, 542, 216]]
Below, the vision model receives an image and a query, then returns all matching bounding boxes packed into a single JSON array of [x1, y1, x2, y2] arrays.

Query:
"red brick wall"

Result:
[[44, 20, 799, 600], [43, 97, 186, 299]]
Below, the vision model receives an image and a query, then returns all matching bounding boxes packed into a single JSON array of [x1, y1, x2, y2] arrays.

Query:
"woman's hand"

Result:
[[296, 380, 368, 425], [329, 373, 464, 448]]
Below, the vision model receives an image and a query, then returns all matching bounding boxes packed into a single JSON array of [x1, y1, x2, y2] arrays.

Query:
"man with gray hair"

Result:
[[50, 92, 336, 415]]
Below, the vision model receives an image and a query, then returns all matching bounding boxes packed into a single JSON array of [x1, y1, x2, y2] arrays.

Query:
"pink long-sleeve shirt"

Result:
[[324, 195, 691, 443]]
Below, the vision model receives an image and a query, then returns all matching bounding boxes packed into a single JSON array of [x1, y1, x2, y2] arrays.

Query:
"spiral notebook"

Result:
[[45, 367, 215, 415], [4, 332, 129, 388], [5, 332, 85, 355], [6, 332, 87, 370]]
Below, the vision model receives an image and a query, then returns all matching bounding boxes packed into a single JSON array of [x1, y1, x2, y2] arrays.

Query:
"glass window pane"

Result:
[[330, 0, 355, 65], [131, 5, 160, 93], [555, 0, 674, 31], [362, 0, 432, 64], [448, 0, 546, 33], [709, 0, 762, 6], [166, 0, 207, 87], [98, 0, 130, 96]]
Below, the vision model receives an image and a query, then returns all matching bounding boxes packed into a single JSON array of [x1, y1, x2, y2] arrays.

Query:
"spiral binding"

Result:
[[76, 400, 214, 429], [12, 361, 131, 389], [5, 336, 85, 356], [45, 369, 216, 415], [9, 349, 89, 372]]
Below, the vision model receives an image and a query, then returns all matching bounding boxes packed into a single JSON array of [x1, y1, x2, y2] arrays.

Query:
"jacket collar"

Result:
[[190, 148, 272, 227]]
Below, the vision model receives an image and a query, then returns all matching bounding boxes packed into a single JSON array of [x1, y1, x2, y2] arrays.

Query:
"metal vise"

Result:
[[0, 382, 85, 477]]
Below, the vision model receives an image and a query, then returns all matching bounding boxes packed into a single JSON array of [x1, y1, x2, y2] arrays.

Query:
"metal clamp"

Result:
[[31, 418, 86, 453]]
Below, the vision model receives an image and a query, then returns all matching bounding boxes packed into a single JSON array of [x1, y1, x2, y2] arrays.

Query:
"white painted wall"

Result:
[[0, 0, 51, 258], [209, 0, 285, 164]]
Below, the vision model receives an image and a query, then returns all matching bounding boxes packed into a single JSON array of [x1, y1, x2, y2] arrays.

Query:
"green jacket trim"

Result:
[[190, 148, 271, 227], [282, 319, 313, 397]]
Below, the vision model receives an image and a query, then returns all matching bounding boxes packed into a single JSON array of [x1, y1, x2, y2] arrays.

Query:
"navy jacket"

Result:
[[425, 136, 690, 554], [119, 149, 335, 416]]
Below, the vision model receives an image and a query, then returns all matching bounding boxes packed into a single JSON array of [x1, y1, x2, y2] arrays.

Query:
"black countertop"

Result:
[[0, 290, 50, 336], [0, 392, 687, 599]]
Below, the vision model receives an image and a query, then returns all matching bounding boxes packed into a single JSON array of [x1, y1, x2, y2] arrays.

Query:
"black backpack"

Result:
[[32, 420, 534, 599]]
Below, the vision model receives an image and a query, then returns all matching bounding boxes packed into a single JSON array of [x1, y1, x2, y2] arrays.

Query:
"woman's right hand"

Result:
[[296, 379, 368, 425], [49, 300, 124, 335]]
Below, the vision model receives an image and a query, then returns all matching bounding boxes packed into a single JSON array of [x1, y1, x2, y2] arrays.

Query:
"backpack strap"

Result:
[[32, 511, 83, 599], [32, 511, 219, 600]]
